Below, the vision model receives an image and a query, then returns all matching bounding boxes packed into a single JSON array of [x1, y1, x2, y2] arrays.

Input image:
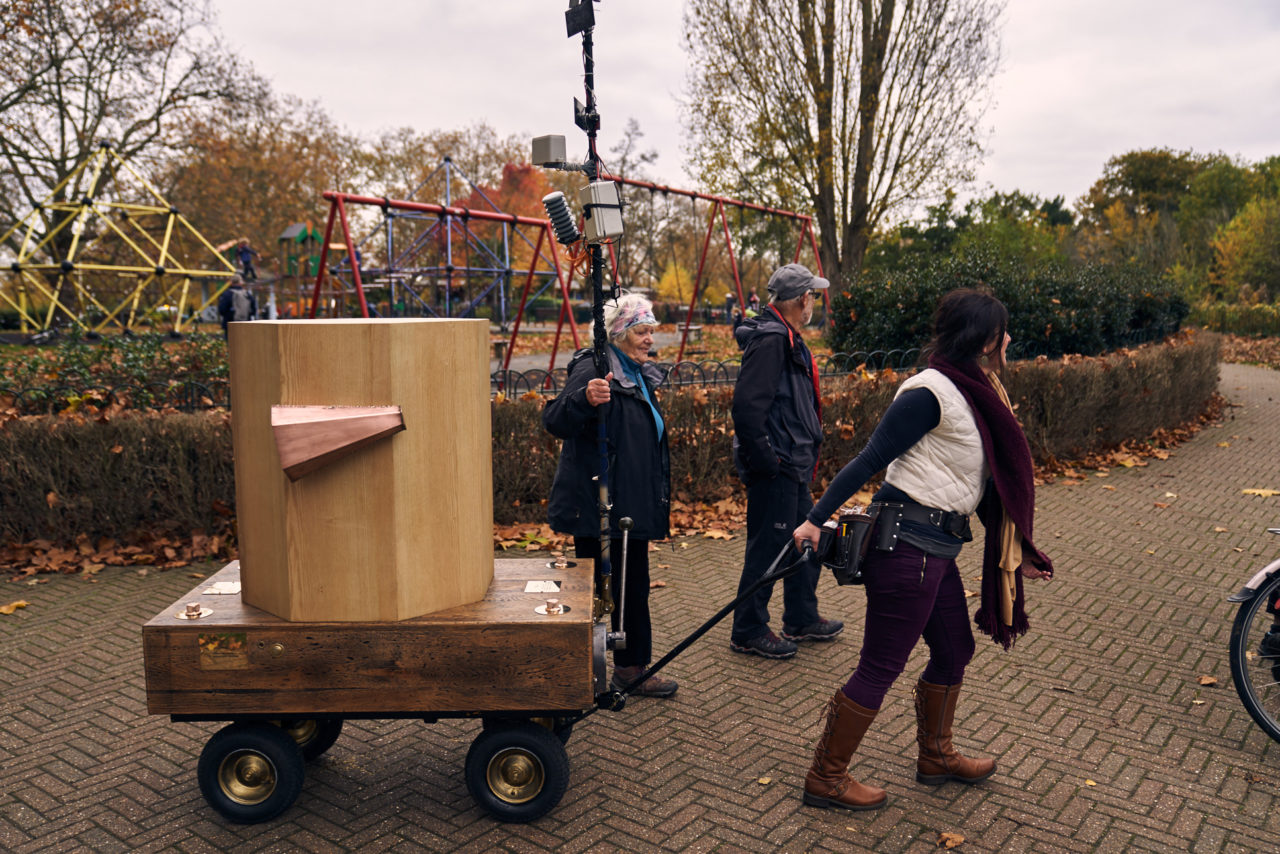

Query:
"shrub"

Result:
[[1189, 300, 1280, 337], [0, 332, 1220, 544], [829, 253, 1188, 358], [1008, 330, 1219, 460], [0, 410, 234, 542], [0, 332, 229, 389]]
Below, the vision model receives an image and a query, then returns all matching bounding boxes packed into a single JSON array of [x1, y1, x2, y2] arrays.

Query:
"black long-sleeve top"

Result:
[[808, 386, 966, 557]]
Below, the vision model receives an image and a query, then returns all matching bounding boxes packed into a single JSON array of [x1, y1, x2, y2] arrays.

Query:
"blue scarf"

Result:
[[612, 345, 664, 441]]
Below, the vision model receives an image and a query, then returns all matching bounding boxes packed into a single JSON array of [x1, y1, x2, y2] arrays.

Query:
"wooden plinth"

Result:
[[143, 560, 597, 716], [229, 319, 492, 622]]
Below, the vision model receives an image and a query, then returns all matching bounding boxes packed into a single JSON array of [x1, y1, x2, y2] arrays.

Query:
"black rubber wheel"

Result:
[[1229, 570, 1280, 744], [465, 722, 570, 823], [273, 718, 344, 761], [197, 722, 305, 823]]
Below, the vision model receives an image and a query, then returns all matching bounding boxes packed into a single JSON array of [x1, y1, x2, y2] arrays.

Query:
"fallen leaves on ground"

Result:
[[1197, 675, 1219, 686], [493, 523, 571, 552], [1243, 488, 1280, 498], [0, 600, 29, 615], [1, 528, 233, 580], [936, 831, 965, 848]]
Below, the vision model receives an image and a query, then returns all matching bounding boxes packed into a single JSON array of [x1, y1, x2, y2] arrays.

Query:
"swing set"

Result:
[[305, 164, 822, 374]]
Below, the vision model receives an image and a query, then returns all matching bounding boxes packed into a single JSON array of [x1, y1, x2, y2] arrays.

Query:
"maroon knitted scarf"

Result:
[[929, 353, 1054, 650]]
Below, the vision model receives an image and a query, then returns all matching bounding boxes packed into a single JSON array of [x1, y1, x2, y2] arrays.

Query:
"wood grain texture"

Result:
[[228, 319, 493, 622], [143, 560, 597, 715]]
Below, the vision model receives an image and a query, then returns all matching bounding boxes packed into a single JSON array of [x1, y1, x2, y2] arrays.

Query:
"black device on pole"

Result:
[[537, 0, 620, 626], [577, 6, 621, 633]]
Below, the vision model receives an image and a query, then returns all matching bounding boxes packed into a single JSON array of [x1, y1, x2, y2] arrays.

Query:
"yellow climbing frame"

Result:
[[0, 143, 237, 335]]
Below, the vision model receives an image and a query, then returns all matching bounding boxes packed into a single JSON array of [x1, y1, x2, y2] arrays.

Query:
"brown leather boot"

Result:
[[802, 691, 888, 810], [914, 678, 996, 785]]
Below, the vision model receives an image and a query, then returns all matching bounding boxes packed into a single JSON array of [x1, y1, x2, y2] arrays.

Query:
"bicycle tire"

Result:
[[1229, 569, 1280, 743]]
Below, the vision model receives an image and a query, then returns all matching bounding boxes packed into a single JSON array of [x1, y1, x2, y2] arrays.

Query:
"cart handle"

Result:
[[596, 541, 815, 709]]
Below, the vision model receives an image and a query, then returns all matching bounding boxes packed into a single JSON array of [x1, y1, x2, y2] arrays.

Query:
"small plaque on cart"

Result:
[[524, 580, 562, 593], [198, 633, 249, 670]]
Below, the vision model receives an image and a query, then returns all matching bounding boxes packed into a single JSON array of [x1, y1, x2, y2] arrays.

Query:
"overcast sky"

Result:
[[213, 0, 1280, 214]]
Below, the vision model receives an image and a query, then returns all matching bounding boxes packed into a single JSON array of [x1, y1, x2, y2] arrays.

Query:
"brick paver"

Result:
[[3, 362, 1280, 852]]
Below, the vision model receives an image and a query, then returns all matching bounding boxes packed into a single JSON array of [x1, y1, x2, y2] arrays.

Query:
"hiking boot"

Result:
[[730, 631, 798, 659], [611, 665, 678, 698], [1259, 630, 1280, 683], [1259, 629, 1280, 659], [782, 618, 845, 643]]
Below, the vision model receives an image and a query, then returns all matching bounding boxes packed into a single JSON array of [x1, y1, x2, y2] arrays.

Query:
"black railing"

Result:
[[2, 350, 924, 412], [491, 348, 922, 397]]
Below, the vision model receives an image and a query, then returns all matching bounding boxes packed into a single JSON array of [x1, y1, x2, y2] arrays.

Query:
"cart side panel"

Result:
[[143, 558, 598, 716], [142, 621, 594, 715]]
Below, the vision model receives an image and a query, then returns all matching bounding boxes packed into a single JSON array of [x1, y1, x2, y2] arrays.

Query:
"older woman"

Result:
[[543, 293, 677, 698], [793, 289, 1054, 810]]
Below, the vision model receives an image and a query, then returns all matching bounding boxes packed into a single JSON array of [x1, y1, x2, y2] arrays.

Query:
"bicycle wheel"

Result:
[[1229, 570, 1280, 743]]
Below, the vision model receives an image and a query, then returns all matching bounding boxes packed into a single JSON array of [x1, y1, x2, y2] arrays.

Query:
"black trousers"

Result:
[[574, 536, 652, 668], [731, 476, 820, 642]]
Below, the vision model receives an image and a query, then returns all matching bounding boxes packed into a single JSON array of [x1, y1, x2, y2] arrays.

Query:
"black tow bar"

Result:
[[595, 541, 816, 712]]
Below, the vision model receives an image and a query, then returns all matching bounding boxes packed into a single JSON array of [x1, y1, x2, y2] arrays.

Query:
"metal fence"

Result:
[[491, 348, 922, 397], [2, 350, 921, 414]]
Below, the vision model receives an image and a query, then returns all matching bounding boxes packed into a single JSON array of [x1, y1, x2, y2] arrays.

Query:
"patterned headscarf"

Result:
[[606, 295, 657, 340]]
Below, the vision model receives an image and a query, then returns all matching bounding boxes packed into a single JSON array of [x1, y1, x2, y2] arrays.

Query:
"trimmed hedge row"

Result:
[[0, 331, 1220, 542]]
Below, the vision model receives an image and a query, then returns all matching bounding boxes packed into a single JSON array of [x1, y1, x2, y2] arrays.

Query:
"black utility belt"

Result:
[[870, 501, 973, 549]]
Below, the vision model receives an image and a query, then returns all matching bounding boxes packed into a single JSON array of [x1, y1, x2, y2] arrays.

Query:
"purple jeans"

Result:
[[841, 539, 975, 709]]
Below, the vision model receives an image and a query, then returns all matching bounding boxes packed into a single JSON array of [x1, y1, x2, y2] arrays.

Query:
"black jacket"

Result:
[[543, 347, 671, 540], [731, 305, 823, 484]]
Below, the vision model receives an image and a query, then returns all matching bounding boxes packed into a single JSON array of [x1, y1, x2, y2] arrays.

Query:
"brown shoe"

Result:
[[611, 665, 678, 698], [802, 691, 888, 810], [914, 678, 996, 785]]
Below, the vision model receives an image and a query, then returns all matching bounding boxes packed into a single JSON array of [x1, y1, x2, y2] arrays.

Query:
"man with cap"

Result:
[[729, 263, 843, 659]]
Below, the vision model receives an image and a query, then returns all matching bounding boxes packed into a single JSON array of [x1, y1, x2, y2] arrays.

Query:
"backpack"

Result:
[[230, 287, 253, 322]]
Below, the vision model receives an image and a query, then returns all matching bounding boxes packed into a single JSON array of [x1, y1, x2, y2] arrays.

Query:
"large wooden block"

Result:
[[228, 319, 493, 622]]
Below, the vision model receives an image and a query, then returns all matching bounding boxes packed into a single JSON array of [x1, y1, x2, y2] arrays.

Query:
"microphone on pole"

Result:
[[542, 191, 581, 245]]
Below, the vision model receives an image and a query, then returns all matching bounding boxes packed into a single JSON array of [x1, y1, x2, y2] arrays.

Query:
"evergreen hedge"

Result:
[[830, 254, 1189, 358]]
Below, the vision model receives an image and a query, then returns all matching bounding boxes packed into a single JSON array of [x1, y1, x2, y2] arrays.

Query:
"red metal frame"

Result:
[[308, 181, 821, 375], [308, 191, 581, 374], [603, 176, 823, 363]]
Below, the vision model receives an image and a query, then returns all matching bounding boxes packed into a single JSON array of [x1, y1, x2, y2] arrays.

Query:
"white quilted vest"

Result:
[[884, 369, 987, 514]]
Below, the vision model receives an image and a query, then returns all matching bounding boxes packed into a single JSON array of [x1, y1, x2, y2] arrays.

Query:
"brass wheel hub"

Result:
[[485, 748, 545, 804], [218, 750, 277, 805], [276, 719, 318, 747]]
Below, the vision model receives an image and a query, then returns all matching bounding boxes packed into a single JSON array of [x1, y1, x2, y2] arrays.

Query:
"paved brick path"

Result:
[[3, 362, 1280, 852]]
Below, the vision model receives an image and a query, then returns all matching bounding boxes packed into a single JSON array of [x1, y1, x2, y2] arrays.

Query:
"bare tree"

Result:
[[0, 0, 262, 260], [683, 0, 1002, 283]]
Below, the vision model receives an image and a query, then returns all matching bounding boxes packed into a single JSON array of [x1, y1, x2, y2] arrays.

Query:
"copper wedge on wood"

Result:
[[271, 405, 405, 481]]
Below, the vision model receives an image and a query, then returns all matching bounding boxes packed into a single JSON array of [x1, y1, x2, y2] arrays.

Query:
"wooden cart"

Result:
[[143, 556, 605, 823]]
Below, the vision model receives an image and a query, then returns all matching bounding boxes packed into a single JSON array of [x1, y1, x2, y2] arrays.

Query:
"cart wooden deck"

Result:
[[143, 557, 600, 718]]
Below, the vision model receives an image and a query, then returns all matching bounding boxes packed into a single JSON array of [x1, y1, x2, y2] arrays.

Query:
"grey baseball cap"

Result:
[[767, 263, 829, 301]]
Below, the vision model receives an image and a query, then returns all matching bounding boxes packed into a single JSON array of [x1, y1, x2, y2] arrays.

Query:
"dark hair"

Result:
[[929, 289, 1008, 364]]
